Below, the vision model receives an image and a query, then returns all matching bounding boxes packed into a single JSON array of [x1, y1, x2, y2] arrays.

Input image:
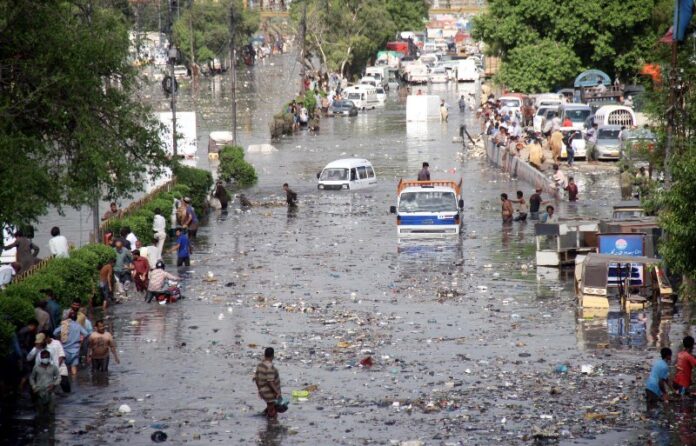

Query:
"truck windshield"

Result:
[[398, 191, 457, 213], [320, 168, 349, 181]]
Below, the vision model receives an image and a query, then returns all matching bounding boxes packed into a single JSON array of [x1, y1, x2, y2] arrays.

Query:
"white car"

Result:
[[375, 86, 386, 103], [560, 128, 587, 159], [428, 67, 448, 83]]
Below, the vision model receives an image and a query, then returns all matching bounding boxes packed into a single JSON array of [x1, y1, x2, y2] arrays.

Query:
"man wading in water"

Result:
[[283, 183, 297, 208], [254, 347, 282, 419], [500, 193, 513, 224]]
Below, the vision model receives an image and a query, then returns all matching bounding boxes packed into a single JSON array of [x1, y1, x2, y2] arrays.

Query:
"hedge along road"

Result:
[[24, 53, 693, 445]]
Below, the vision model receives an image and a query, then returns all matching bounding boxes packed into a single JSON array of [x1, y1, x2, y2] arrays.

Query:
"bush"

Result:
[[301, 90, 317, 117], [0, 297, 35, 328], [41, 258, 95, 307], [173, 164, 213, 211], [218, 145, 258, 187], [0, 319, 15, 355]]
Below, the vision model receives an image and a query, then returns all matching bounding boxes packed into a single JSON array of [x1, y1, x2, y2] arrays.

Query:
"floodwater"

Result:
[[8, 53, 696, 445]]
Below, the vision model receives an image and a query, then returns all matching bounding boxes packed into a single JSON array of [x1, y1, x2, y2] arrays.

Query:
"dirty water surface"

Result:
[[13, 54, 696, 446]]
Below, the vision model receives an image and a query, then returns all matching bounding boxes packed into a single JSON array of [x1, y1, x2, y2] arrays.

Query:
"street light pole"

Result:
[[229, 5, 237, 143], [168, 0, 178, 157]]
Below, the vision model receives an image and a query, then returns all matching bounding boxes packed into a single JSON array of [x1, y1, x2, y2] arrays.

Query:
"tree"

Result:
[[0, 0, 169, 226], [172, 0, 259, 66], [472, 0, 669, 91], [496, 40, 582, 93], [292, 0, 427, 78], [640, 32, 696, 291]]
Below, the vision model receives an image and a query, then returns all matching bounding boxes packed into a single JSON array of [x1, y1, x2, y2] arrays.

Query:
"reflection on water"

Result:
[[576, 305, 676, 351]]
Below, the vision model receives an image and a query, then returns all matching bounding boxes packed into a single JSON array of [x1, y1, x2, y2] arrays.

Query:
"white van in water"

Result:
[[456, 59, 478, 82], [342, 85, 378, 110], [317, 159, 377, 190], [365, 66, 388, 88]]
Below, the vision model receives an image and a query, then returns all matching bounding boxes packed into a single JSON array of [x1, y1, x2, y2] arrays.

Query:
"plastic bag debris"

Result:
[[118, 404, 131, 414]]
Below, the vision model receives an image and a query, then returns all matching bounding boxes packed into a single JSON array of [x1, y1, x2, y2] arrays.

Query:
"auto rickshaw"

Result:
[[576, 253, 674, 310]]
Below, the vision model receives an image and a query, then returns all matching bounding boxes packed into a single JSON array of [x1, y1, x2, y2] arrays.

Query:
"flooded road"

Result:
[[19, 54, 696, 445]]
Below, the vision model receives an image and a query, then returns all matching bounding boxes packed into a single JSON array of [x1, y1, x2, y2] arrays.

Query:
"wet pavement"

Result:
[[11, 53, 696, 445]]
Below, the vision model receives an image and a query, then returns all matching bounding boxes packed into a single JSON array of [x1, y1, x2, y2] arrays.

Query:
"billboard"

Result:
[[598, 233, 645, 256]]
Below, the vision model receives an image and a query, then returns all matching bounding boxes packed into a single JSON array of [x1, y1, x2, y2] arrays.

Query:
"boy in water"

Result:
[[645, 347, 673, 409], [674, 336, 696, 395]]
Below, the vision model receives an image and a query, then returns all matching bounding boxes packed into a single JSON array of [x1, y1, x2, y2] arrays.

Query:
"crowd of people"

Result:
[[11, 290, 120, 418]]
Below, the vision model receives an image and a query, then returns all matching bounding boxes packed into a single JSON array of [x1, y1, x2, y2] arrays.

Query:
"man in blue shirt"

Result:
[[53, 311, 89, 376], [645, 347, 673, 409], [170, 228, 191, 267]]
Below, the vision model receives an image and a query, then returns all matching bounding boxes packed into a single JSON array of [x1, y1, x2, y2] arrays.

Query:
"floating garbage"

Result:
[[555, 364, 568, 374], [581, 364, 594, 375], [477, 285, 488, 292], [118, 404, 131, 414], [291, 390, 309, 399]]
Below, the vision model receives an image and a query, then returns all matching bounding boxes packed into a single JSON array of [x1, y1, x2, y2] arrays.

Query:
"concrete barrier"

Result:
[[484, 137, 561, 199]]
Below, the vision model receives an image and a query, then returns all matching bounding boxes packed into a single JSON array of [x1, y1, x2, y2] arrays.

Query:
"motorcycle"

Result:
[[152, 280, 183, 305]]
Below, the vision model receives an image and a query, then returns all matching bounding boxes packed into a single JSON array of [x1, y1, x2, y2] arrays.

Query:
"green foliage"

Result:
[[173, 164, 214, 211], [0, 297, 35, 328], [302, 90, 317, 115], [0, 319, 15, 356], [218, 146, 258, 187], [173, 0, 260, 65], [0, 0, 170, 227], [657, 152, 696, 280], [292, 0, 428, 77], [473, 0, 671, 91], [496, 40, 582, 93]]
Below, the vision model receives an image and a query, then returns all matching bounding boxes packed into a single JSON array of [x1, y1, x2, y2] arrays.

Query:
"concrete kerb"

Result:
[[483, 136, 561, 199]]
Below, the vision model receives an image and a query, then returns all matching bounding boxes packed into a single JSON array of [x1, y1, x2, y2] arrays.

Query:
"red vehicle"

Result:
[[386, 41, 409, 56]]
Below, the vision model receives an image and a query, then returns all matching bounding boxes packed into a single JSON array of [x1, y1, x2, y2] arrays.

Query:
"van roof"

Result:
[[560, 103, 591, 109], [323, 158, 372, 169], [344, 84, 375, 92], [397, 179, 461, 196], [594, 104, 635, 114]]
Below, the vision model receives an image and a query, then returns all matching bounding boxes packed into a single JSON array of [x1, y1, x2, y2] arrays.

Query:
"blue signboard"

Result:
[[598, 234, 645, 256]]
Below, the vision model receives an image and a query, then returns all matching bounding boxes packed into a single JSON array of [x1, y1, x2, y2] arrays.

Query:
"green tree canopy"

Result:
[[172, 0, 260, 66], [496, 40, 582, 93], [292, 0, 427, 77], [0, 0, 169, 226], [473, 0, 671, 92]]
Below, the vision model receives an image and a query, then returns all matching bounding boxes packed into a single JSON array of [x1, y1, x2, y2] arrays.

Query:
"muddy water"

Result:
[[19, 54, 695, 445]]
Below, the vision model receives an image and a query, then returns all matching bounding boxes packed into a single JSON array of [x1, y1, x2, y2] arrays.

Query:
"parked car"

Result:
[[173, 65, 188, 78], [331, 100, 358, 117], [594, 125, 622, 160]]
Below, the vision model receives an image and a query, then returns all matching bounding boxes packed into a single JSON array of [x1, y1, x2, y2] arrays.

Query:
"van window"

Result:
[[367, 166, 375, 178], [357, 166, 368, 179], [350, 168, 357, 181], [564, 108, 591, 123]]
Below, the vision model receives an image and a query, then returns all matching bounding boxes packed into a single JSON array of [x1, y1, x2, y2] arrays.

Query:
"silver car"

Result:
[[594, 125, 622, 160]]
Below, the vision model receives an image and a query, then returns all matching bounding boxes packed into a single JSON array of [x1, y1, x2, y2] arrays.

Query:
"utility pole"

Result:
[[229, 4, 238, 143], [298, 0, 307, 94], [169, 0, 178, 156]]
